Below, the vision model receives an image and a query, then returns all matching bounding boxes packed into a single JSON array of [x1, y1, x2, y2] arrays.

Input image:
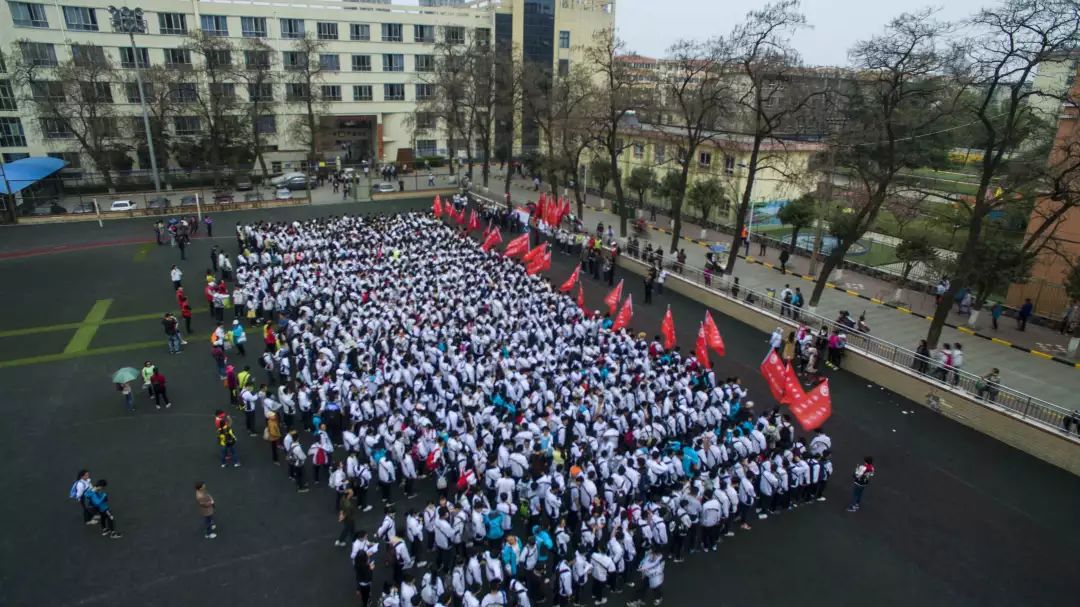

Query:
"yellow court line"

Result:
[[991, 338, 1012, 346], [0, 339, 162, 369], [63, 299, 113, 354], [0, 306, 210, 338]]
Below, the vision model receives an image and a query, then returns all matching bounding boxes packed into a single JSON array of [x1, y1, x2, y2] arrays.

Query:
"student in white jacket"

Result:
[[378, 456, 397, 504], [589, 550, 615, 605], [626, 547, 665, 607]]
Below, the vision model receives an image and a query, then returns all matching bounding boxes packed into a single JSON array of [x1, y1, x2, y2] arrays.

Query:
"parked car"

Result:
[[270, 171, 305, 186], [235, 178, 253, 191], [179, 194, 198, 206], [371, 182, 397, 194], [213, 191, 234, 203], [283, 175, 309, 191], [243, 192, 259, 202], [109, 200, 136, 212], [275, 188, 292, 200], [30, 202, 67, 216], [71, 202, 97, 214], [147, 196, 171, 210]]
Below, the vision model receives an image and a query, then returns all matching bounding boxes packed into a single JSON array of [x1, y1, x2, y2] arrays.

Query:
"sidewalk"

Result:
[[495, 180, 1080, 412]]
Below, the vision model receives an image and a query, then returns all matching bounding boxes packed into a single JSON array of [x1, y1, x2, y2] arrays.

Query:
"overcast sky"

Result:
[[616, 0, 988, 66]]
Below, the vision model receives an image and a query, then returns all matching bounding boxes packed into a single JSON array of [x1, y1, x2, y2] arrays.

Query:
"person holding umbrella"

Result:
[[112, 367, 140, 413]]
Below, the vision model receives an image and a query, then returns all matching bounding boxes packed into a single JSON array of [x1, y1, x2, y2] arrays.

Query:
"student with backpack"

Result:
[[847, 456, 875, 513], [69, 469, 97, 526], [86, 479, 122, 539]]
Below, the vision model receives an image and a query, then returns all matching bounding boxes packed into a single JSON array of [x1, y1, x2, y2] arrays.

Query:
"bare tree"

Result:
[[584, 28, 645, 237], [525, 62, 595, 215], [186, 32, 248, 185], [233, 38, 278, 179], [926, 0, 1080, 346], [286, 33, 328, 168], [414, 27, 476, 179], [659, 38, 733, 252], [806, 10, 956, 308], [12, 41, 131, 190], [128, 65, 182, 182], [723, 0, 831, 273]]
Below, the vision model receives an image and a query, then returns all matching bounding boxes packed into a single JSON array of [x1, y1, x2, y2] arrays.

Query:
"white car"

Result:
[[109, 200, 136, 211], [372, 182, 397, 194], [274, 188, 293, 200], [270, 171, 306, 186]]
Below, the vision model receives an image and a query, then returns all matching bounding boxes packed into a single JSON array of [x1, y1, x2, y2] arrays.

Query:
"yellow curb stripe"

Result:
[[870, 298, 883, 304], [845, 290, 859, 296], [1030, 350, 1053, 360], [896, 307, 912, 314], [825, 282, 835, 289], [991, 338, 1012, 346], [957, 326, 975, 335]]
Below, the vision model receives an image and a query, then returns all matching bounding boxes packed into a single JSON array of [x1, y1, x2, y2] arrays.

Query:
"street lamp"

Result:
[[108, 6, 161, 192]]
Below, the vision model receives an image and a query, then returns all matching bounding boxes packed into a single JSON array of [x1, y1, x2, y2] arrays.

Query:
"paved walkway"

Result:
[[489, 180, 1080, 413]]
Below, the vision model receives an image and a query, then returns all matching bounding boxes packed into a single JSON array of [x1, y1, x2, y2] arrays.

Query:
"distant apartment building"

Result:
[[0, 0, 613, 177]]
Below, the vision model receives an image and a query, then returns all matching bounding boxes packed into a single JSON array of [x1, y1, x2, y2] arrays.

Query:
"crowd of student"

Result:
[[210, 209, 836, 606]]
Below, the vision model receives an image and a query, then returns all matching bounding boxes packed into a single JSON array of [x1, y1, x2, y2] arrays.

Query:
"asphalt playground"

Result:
[[0, 198, 1076, 607]]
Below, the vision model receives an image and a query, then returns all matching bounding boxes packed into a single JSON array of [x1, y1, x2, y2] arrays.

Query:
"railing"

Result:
[[625, 248, 1080, 440]]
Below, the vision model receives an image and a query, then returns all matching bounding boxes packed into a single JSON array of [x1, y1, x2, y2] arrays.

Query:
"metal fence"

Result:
[[625, 249, 1080, 440]]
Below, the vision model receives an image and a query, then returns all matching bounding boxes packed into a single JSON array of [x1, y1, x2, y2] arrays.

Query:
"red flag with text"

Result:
[[789, 379, 833, 430], [523, 243, 546, 264], [526, 247, 551, 275], [661, 306, 676, 350], [559, 265, 581, 293], [503, 233, 530, 257], [760, 349, 805, 404], [604, 279, 624, 315], [481, 228, 503, 252], [467, 210, 480, 232], [695, 323, 711, 368], [611, 295, 633, 332], [703, 311, 725, 357], [433, 195, 443, 218]]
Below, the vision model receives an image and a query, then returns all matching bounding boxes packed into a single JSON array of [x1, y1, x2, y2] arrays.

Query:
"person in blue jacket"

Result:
[[484, 507, 505, 552], [532, 524, 555, 575], [87, 479, 123, 539]]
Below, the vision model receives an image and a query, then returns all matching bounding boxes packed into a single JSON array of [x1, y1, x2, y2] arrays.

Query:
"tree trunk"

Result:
[[669, 165, 692, 253], [790, 226, 801, 253], [725, 137, 764, 273], [808, 250, 844, 307], [573, 180, 584, 219], [481, 139, 490, 188], [927, 204, 989, 347]]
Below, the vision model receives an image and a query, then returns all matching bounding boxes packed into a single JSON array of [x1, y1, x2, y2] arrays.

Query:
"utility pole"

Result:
[[108, 6, 161, 192]]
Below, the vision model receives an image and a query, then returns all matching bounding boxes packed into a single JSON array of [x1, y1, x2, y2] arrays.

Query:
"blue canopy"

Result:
[[0, 157, 67, 195]]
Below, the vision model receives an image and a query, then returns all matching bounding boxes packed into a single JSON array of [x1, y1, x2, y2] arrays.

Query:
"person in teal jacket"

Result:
[[87, 480, 122, 539], [501, 536, 519, 577], [532, 525, 554, 571], [484, 508, 505, 551]]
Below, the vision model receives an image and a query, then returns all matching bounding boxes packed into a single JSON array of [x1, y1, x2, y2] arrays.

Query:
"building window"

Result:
[[248, 83, 273, 101], [317, 21, 338, 40], [119, 46, 150, 69], [40, 117, 72, 139], [475, 28, 490, 47], [30, 80, 64, 101], [698, 151, 711, 167], [200, 14, 228, 36], [319, 53, 339, 71], [282, 51, 305, 70], [158, 12, 187, 35], [209, 82, 235, 101], [174, 116, 201, 135], [415, 83, 433, 101], [80, 81, 112, 103], [18, 42, 56, 66], [0, 79, 15, 110], [724, 155, 735, 175], [255, 115, 275, 134], [654, 144, 665, 164], [415, 54, 435, 72], [169, 82, 197, 103], [124, 81, 153, 103], [71, 44, 106, 67], [241, 16, 266, 38], [413, 24, 434, 43], [381, 23, 402, 42], [416, 112, 435, 129], [63, 6, 98, 31], [351, 55, 371, 72], [0, 117, 26, 146], [285, 83, 309, 101], [382, 54, 404, 72], [559, 30, 570, 49], [9, 2, 48, 28], [206, 50, 231, 69], [244, 50, 270, 69], [633, 143, 643, 159], [280, 18, 304, 39], [352, 85, 372, 101], [444, 26, 465, 45], [416, 139, 436, 156], [320, 84, 341, 101], [164, 48, 192, 67], [558, 59, 569, 77], [384, 83, 404, 101], [47, 151, 80, 168], [350, 23, 369, 41]]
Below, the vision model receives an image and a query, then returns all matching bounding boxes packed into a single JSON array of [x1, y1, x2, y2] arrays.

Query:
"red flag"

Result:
[[467, 210, 480, 232], [433, 195, 443, 218], [611, 294, 633, 332], [455, 207, 467, 225], [526, 247, 551, 275], [661, 306, 676, 350], [536, 193, 547, 222], [703, 311, 725, 357], [604, 279, 624, 315], [480, 228, 503, 252], [576, 284, 586, 309], [695, 323, 711, 368], [559, 197, 571, 225], [523, 243, 546, 264], [760, 349, 806, 405], [503, 233, 530, 257], [789, 379, 833, 430], [559, 265, 581, 293]]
